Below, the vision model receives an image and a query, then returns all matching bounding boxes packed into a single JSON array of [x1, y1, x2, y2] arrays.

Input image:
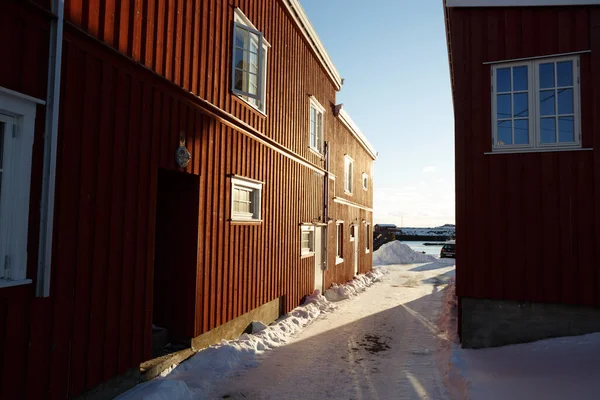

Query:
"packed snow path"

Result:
[[211, 260, 455, 400]]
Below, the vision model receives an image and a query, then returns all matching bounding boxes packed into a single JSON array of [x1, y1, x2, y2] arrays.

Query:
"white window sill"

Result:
[[362, 187, 368, 191], [336, 257, 344, 265], [0, 278, 32, 289], [309, 147, 324, 158], [485, 147, 592, 155], [233, 93, 267, 117], [301, 252, 315, 259], [230, 218, 263, 225], [344, 190, 353, 196], [350, 238, 355, 242], [365, 249, 370, 254]]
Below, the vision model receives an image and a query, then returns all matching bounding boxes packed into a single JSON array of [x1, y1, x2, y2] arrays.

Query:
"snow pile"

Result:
[[372, 241, 437, 265], [119, 269, 384, 400], [324, 267, 387, 302]]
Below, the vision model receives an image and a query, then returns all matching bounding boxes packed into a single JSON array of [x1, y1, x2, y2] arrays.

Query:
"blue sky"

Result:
[[301, 0, 455, 228]]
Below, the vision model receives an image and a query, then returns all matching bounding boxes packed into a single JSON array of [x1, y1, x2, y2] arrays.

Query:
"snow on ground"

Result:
[[373, 240, 439, 265], [118, 268, 387, 400], [207, 259, 455, 399], [441, 281, 600, 400]]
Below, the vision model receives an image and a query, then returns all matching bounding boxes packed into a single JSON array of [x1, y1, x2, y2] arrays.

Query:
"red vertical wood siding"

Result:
[[60, 0, 338, 166], [448, 6, 600, 306], [0, 1, 376, 398]]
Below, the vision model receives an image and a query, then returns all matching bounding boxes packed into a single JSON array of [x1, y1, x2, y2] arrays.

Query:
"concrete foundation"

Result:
[[192, 297, 282, 350], [461, 297, 600, 349]]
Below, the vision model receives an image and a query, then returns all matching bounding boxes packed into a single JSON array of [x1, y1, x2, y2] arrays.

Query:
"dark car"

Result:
[[440, 241, 456, 258]]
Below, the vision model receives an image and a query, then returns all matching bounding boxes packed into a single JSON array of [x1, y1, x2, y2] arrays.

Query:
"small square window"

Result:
[[336, 222, 344, 264], [344, 155, 353, 194], [301, 225, 315, 256], [231, 176, 262, 222]]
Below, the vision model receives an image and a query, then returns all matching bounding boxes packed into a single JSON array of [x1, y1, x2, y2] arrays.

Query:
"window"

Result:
[[232, 9, 269, 113], [336, 222, 344, 264], [301, 225, 315, 256], [231, 176, 262, 222], [362, 173, 368, 191], [365, 223, 371, 253], [309, 96, 325, 154], [350, 225, 356, 241], [0, 88, 38, 288], [344, 155, 353, 194], [491, 55, 580, 152]]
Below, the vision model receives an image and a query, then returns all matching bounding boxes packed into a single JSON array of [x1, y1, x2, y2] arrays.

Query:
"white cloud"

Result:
[[422, 165, 437, 173]]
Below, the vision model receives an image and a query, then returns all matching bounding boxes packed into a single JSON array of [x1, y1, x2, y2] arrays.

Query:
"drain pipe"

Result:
[[37, 0, 65, 297]]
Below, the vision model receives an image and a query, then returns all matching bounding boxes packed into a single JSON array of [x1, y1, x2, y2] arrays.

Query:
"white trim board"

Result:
[[447, 0, 600, 6], [338, 109, 378, 160], [281, 0, 342, 90]]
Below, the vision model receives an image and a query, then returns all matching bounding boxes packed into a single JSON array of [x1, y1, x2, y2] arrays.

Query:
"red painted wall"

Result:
[[447, 6, 600, 306]]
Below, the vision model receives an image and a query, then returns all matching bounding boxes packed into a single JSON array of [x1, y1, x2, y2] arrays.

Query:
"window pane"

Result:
[[513, 66, 528, 91], [234, 48, 245, 70], [513, 93, 528, 117], [497, 120, 512, 145], [557, 88, 573, 115], [558, 116, 575, 143], [234, 69, 244, 92], [539, 63, 555, 89], [540, 117, 556, 143], [496, 68, 511, 92], [235, 26, 248, 49], [514, 119, 529, 144], [497, 94, 511, 119], [248, 72, 258, 95], [557, 61, 573, 87], [540, 90, 556, 116], [249, 52, 258, 74]]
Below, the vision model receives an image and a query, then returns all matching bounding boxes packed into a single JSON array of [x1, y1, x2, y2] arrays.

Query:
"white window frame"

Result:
[[230, 176, 262, 222], [301, 225, 315, 257], [365, 223, 371, 254], [309, 96, 326, 155], [232, 8, 269, 114], [0, 88, 39, 288], [349, 224, 356, 242], [344, 155, 353, 194], [362, 173, 368, 191], [491, 55, 581, 153], [335, 221, 344, 264]]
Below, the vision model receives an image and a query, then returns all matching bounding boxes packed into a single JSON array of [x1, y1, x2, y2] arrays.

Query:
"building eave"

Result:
[[281, 0, 343, 91], [338, 109, 378, 160], [446, 0, 600, 6]]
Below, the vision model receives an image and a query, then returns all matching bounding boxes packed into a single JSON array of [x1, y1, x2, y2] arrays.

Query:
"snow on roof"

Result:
[[338, 109, 378, 160]]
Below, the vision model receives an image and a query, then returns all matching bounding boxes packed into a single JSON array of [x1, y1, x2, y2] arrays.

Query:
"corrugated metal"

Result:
[[448, 6, 600, 306]]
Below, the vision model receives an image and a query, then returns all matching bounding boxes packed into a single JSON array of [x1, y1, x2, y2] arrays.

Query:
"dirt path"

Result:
[[210, 261, 455, 400]]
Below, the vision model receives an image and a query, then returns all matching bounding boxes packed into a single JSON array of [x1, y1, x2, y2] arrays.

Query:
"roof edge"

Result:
[[281, 0, 343, 90], [338, 109, 378, 160], [446, 0, 600, 6]]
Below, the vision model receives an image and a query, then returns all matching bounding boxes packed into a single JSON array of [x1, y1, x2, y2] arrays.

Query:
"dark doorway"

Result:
[[152, 168, 200, 357]]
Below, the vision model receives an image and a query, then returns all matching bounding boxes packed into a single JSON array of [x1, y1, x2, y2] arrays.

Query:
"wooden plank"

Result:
[[85, 60, 116, 389], [70, 52, 102, 396], [102, 70, 131, 381]]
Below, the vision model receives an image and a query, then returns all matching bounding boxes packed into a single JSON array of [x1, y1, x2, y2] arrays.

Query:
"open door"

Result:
[[152, 169, 199, 356]]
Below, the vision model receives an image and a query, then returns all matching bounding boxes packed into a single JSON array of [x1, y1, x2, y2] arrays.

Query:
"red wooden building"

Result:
[[445, 0, 600, 348], [0, 0, 377, 398]]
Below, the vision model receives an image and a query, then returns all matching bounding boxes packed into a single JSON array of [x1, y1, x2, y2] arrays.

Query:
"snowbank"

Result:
[[439, 280, 600, 400], [118, 269, 385, 400], [324, 267, 386, 302], [372, 241, 437, 265]]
